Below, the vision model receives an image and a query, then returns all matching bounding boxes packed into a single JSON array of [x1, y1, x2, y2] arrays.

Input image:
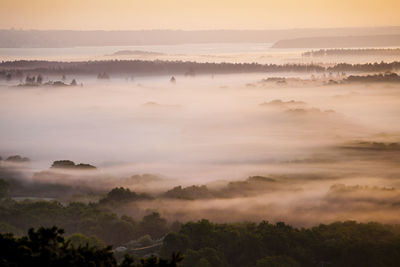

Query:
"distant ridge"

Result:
[[1, 27, 400, 48], [272, 34, 400, 48], [109, 50, 164, 56]]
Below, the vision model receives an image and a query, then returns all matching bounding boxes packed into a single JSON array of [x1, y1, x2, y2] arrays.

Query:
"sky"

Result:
[[1, 0, 400, 30]]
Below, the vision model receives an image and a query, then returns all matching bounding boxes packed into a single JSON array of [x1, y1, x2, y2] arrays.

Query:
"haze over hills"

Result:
[[2, 27, 400, 48], [273, 34, 400, 48]]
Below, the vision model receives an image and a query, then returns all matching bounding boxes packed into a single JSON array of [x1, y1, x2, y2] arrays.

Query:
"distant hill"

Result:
[[110, 50, 164, 56], [1, 27, 400, 48], [273, 34, 400, 48]]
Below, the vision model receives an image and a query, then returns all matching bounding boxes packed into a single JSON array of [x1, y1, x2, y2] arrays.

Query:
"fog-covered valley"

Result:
[[1, 68, 400, 227], [2, 0, 400, 265]]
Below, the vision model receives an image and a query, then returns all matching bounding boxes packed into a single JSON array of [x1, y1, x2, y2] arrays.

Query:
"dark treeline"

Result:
[[163, 176, 278, 200], [327, 61, 400, 73], [0, 60, 325, 78], [0, 198, 174, 246], [303, 48, 400, 57], [1, 60, 400, 80], [344, 72, 400, 83], [51, 160, 96, 170], [1, 190, 400, 266], [1, 221, 399, 267], [160, 220, 400, 267], [341, 141, 400, 151], [0, 155, 30, 163]]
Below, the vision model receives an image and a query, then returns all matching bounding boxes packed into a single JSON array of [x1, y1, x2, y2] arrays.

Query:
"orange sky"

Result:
[[1, 0, 400, 30]]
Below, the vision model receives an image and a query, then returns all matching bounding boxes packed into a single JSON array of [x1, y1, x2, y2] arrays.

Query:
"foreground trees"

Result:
[[0, 227, 182, 267], [0, 200, 171, 246], [1, 209, 400, 266], [1, 184, 400, 266]]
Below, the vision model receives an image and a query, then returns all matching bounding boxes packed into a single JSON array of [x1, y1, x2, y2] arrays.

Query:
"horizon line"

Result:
[[2, 26, 400, 32]]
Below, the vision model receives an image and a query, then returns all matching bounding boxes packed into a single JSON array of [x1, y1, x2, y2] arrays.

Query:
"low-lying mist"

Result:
[[1, 73, 400, 226]]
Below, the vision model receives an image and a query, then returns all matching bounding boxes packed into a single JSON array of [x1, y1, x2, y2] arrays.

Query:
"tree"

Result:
[[139, 212, 169, 239], [6, 155, 30, 163], [36, 74, 43, 84], [255, 256, 300, 267], [51, 160, 96, 170], [51, 160, 76, 169], [99, 187, 150, 205], [98, 72, 110, 79], [75, 163, 96, 169], [161, 233, 191, 258], [0, 179, 9, 198], [67, 233, 106, 249]]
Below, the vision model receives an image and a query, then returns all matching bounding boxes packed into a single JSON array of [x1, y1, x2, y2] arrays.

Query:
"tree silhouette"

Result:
[[0, 227, 183, 267]]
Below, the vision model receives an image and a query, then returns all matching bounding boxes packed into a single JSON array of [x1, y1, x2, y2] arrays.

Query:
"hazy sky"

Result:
[[1, 0, 400, 30]]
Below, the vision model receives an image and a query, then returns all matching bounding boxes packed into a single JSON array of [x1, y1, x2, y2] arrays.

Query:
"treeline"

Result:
[[0, 60, 325, 78], [2, 221, 399, 267], [161, 220, 400, 267], [1, 188, 400, 266], [0, 198, 175, 246], [344, 72, 400, 83], [164, 176, 278, 200], [1, 60, 400, 80], [340, 141, 400, 151], [0, 159, 281, 200], [2, 221, 400, 267], [327, 61, 400, 73], [51, 160, 96, 170], [303, 48, 400, 57], [1, 178, 400, 266], [0, 155, 30, 163]]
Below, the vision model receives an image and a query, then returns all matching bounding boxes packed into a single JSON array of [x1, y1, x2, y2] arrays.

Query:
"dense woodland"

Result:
[[3, 220, 399, 267], [161, 220, 400, 267], [1, 175, 400, 266], [1, 202, 399, 267], [1, 60, 400, 80], [344, 72, 400, 83], [0, 60, 325, 78]]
